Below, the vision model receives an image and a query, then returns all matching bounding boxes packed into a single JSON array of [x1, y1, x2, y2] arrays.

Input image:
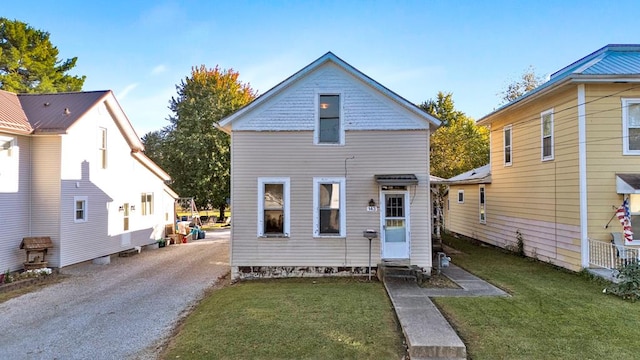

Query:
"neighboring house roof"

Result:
[[430, 174, 447, 184], [217, 52, 441, 133], [18, 91, 110, 134], [0, 90, 32, 134], [17, 90, 144, 151], [479, 44, 640, 125], [446, 164, 491, 185]]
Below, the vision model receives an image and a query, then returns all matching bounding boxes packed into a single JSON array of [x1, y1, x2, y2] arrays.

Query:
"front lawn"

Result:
[[163, 277, 404, 359], [437, 234, 640, 359]]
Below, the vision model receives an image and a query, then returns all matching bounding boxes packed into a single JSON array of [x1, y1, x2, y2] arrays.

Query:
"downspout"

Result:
[[578, 84, 589, 268]]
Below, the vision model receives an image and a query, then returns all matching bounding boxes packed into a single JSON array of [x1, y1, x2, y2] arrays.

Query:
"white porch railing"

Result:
[[588, 238, 639, 270]]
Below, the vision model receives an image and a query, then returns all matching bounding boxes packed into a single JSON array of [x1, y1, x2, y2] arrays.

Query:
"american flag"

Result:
[[616, 198, 634, 242]]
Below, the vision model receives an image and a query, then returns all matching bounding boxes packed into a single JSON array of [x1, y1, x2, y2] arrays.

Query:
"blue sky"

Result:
[[5, 1, 639, 135]]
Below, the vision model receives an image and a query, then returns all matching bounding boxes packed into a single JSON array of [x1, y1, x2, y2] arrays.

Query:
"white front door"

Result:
[[381, 191, 410, 259]]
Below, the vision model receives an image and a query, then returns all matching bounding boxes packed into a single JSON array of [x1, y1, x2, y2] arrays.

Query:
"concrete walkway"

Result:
[[384, 264, 508, 360]]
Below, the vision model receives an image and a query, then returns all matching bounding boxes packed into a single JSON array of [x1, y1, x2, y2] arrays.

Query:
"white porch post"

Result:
[[578, 84, 589, 268]]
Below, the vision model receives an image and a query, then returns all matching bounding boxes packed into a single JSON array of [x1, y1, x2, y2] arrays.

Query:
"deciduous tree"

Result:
[[144, 66, 256, 220], [0, 18, 85, 93], [420, 92, 489, 179], [499, 65, 544, 104]]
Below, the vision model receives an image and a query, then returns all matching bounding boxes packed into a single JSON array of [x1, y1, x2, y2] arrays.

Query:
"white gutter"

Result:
[[578, 84, 589, 268]]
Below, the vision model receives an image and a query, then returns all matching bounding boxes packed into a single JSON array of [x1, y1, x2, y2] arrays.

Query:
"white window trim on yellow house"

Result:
[[503, 125, 512, 166], [541, 109, 554, 161], [457, 189, 464, 204], [622, 98, 640, 155], [625, 194, 640, 246]]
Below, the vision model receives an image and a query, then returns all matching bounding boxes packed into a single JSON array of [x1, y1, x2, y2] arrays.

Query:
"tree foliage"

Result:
[[420, 92, 489, 179], [499, 65, 544, 104], [143, 65, 256, 218], [0, 18, 85, 93]]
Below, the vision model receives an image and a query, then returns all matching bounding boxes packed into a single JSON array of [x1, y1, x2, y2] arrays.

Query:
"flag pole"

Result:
[[605, 206, 618, 229]]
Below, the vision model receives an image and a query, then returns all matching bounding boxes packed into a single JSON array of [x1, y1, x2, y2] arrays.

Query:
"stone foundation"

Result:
[[232, 266, 377, 281]]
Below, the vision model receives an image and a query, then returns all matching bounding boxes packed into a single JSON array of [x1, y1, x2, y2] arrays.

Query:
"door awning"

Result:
[[616, 174, 640, 194], [374, 174, 418, 186]]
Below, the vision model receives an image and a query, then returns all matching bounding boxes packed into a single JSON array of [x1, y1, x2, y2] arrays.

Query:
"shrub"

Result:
[[605, 262, 640, 301]]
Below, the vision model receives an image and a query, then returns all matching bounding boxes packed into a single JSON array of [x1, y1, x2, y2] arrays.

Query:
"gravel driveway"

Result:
[[0, 229, 230, 360]]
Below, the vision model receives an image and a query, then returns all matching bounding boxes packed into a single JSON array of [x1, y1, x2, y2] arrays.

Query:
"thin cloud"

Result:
[[151, 65, 167, 75], [118, 83, 139, 100]]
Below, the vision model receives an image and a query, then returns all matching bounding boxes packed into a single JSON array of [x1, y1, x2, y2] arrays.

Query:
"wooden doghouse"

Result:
[[20, 237, 53, 270]]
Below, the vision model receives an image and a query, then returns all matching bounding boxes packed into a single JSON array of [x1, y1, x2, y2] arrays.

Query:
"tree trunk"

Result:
[[219, 205, 226, 222]]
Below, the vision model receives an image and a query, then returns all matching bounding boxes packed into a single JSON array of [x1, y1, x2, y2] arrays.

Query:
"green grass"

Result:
[[437, 234, 640, 360], [163, 278, 404, 360]]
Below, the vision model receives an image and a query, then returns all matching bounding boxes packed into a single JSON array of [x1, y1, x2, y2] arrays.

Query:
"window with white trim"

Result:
[[99, 127, 107, 169], [0, 135, 18, 192], [479, 185, 486, 224], [541, 109, 554, 160], [627, 195, 640, 242], [258, 177, 290, 237], [623, 98, 640, 154], [141, 193, 154, 216], [504, 125, 512, 166], [313, 177, 346, 237], [457, 190, 464, 204], [316, 94, 343, 145], [74, 196, 88, 222]]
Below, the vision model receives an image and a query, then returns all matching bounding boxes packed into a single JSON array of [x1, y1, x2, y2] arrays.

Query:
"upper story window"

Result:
[[99, 127, 107, 169], [457, 190, 464, 204], [503, 125, 512, 166], [316, 94, 343, 145], [258, 177, 290, 237], [141, 193, 154, 216], [541, 109, 554, 161], [0, 136, 18, 192], [622, 98, 640, 155], [313, 177, 346, 237]]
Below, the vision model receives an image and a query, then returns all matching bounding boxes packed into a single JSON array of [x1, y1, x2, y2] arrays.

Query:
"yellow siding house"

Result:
[[446, 44, 640, 272]]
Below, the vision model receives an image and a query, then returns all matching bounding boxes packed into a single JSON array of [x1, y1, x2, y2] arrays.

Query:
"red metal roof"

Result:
[[17, 91, 110, 133], [0, 90, 32, 134]]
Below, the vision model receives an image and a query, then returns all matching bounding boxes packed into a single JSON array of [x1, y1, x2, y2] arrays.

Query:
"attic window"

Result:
[[316, 94, 343, 145]]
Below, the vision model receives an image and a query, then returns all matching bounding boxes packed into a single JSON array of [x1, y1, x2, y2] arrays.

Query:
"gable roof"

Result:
[[217, 52, 441, 132], [18, 91, 110, 134], [0, 90, 32, 134], [446, 164, 491, 185], [479, 44, 640, 124]]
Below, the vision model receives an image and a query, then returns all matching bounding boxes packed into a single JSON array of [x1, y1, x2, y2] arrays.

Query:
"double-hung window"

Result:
[[258, 178, 290, 237], [622, 98, 640, 154], [479, 185, 486, 224], [0, 136, 17, 192], [74, 196, 88, 223], [541, 109, 554, 160], [504, 125, 512, 166], [313, 177, 346, 237], [316, 94, 342, 145], [99, 127, 107, 169], [141, 193, 154, 216]]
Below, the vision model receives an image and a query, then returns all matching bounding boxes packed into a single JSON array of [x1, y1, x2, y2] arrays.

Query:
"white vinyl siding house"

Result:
[[0, 90, 178, 270], [218, 52, 440, 280]]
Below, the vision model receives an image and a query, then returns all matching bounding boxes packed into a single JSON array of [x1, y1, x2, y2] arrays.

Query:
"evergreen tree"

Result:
[[0, 18, 85, 93]]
